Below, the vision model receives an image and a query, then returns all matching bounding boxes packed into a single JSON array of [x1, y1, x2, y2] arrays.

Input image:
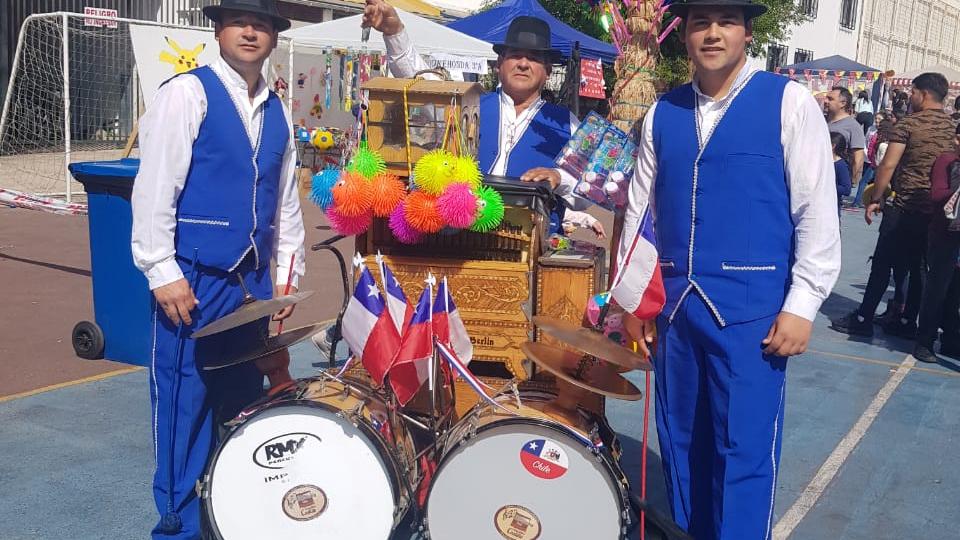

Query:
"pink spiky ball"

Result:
[[437, 182, 478, 229]]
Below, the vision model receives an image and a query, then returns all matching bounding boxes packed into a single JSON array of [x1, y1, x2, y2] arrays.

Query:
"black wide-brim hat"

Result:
[[493, 16, 563, 64], [667, 0, 769, 20], [203, 0, 291, 32]]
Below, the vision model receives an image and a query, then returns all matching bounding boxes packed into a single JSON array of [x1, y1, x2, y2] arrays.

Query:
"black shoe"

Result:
[[913, 344, 940, 363], [831, 311, 874, 337], [881, 317, 917, 338]]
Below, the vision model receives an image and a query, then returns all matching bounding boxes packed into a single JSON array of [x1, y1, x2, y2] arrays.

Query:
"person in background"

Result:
[[952, 95, 960, 124], [561, 209, 606, 238], [855, 90, 874, 114], [832, 73, 955, 341], [832, 131, 852, 217], [825, 87, 866, 188], [914, 122, 960, 362]]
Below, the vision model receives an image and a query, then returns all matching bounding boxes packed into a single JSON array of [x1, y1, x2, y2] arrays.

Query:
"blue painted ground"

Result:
[[2, 210, 960, 539]]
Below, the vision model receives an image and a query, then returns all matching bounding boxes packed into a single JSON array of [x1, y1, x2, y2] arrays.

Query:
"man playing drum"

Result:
[[614, 0, 841, 538], [130, 0, 305, 537]]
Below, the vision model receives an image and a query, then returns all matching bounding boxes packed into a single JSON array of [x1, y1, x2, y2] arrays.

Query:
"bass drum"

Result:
[[424, 391, 630, 540], [201, 376, 419, 539]]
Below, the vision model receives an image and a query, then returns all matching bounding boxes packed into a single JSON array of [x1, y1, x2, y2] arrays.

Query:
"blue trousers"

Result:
[[654, 294, 787, 540], [150, 259, 268, 539]]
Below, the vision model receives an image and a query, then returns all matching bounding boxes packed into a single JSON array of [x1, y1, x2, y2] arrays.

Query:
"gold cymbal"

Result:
[[202, 323, 324, 370], [532, 315, 652, 371], [191, 291, 314, 338], [520, 342, 642, 401]]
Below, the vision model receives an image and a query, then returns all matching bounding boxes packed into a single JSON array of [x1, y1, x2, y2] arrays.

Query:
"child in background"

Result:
[[832, 131, 852, 219]]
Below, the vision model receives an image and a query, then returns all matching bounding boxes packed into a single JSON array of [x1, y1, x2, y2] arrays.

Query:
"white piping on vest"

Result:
[[685, 71, 757, 328]]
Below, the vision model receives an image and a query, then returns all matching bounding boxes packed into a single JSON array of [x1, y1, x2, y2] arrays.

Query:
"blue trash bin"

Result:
[[69, 158, 152, 366]]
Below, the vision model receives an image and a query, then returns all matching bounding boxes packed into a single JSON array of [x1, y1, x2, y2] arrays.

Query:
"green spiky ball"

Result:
[[413, 149, 457, 195], [470, 185, 505, 232], [452, 155, 482, 188], [345, 142, 386, 179]]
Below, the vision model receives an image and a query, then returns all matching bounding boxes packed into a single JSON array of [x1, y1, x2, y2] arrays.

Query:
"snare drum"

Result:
[[200, 375, 419, 539], [424, 392, 630, 539]]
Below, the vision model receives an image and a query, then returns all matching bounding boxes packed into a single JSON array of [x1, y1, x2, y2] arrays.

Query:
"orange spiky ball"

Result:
[[369, 172, 406, 217], [403, 191, 446, 233], [331, 171, 373, 217]]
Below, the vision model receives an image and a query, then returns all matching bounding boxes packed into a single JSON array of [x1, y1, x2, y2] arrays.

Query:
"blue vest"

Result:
[[174, 66, 288, 272], [478, 92, 571, 233], [653, 71, 794, 326]]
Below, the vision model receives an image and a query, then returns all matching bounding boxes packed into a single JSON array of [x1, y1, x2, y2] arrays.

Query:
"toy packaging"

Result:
[[555, 112, 640, 210]]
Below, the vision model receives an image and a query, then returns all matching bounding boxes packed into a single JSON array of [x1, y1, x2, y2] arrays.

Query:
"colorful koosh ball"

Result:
[[369, 173, 406, 218], [309, 168, 339, 210], [451, 155, 483, 188], [326, 206, 372, 236], [345, 141, 386, 179], [403, 191, 446, 233], [388, 200, 423, 244], [413, 150, 457, 195], [437, 183, 479, 229], [331, 171, 373, 217], [470, 185, 505, 232]]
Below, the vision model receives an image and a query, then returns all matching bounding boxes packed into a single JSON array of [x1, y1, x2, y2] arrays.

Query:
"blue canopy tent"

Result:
[[447, 0, 619, 64], [778, 55, 880, 74], [777, 55, 885, 110]]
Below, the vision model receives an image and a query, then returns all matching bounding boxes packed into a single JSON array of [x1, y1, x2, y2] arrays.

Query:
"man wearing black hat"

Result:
[[363, 0, 587, 233], [613, 1, 840, 538], [130, 1, 304, 537]]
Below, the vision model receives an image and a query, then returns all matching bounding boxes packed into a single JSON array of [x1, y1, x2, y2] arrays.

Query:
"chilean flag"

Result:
[[609, 203, 665, 319], [378, 256, 412, 335], [519, 439, 569, 480], [388, 283, 433, 405], [341, 265, 400, 385], [432, 277, 473, 365]]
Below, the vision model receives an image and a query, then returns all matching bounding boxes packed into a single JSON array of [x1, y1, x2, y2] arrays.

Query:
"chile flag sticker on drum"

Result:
[[520, 439, 569, 480]]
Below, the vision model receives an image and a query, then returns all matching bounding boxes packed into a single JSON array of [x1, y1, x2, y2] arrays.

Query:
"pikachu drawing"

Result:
[[159, 37, 205, 74]]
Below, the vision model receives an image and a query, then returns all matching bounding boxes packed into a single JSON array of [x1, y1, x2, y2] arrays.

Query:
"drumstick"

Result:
[[636, 341, 650, 540], [277, 252, 296, 334]]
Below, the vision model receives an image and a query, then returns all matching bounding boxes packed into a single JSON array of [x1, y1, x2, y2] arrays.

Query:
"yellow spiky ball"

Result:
[[451, 155, 482, 188], [413, 149, 457, 195]]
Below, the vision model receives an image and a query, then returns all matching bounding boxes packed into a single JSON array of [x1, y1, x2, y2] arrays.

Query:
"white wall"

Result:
[[858, 0, 960, 73], [749, 0, 862, 70]]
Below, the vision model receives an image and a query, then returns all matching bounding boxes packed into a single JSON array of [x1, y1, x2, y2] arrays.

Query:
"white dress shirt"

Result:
[[383, 29, 587, 209], [131, 56, 305, 291], [620, 63, 841, 322]]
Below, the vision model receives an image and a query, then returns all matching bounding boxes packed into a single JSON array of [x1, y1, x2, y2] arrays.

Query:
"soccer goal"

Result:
[[0, 12, 244, 209]]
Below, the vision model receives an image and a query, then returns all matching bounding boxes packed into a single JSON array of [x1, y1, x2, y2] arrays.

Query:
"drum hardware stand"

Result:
[[310, 235, 350, 365]]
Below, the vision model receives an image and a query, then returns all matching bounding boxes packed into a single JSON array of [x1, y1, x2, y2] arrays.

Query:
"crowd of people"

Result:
[[830, 75, 960, 365]]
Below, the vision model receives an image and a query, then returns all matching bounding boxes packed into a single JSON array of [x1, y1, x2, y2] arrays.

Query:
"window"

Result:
[[840, 0, 859, 30], [798, 0, 819, 18], [794, 48, 815, 64], [766, 44, 789, 72]]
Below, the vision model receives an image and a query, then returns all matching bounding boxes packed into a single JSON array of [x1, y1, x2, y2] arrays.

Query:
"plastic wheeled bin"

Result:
[[68, 159, 152, 366]]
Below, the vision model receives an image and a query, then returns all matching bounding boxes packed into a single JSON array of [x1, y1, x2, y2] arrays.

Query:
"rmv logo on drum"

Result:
[[253, 432, 322, 469]]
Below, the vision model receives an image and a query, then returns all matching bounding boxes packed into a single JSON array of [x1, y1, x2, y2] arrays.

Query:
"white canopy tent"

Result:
[[282, 8, 497, 63], [277, 9, 496, 130]]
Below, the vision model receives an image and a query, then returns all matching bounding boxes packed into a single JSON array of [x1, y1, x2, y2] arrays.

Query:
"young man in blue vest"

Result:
[[130, 1, 304, 537], [363, 0, 587, 233], [615, 1, 841, 538]]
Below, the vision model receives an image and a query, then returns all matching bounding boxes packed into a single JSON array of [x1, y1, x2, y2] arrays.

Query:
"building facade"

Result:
[[858, 0, 960, 73], [748, 0, 864, 71]]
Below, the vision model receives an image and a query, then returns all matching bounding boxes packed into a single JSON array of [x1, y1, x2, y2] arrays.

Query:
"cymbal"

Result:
[[191, 291, 314, 338], [520, 342, 642, 401], [532, 315, 652, 371], [202, 323, 324, 370]]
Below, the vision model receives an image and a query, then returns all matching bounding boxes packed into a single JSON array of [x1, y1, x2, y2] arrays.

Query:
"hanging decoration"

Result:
[[309, 168, 339, 210], [470, 185, 505, 233], [331, 171, 374, 217], [370, 172, 406, 217]]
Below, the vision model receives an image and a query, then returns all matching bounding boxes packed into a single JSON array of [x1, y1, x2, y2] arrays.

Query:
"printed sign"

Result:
[[520, 439, 569, 480], [84, 7, 118, 28], [579, 58, 605, 99], [129, 24, 220, 107]]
